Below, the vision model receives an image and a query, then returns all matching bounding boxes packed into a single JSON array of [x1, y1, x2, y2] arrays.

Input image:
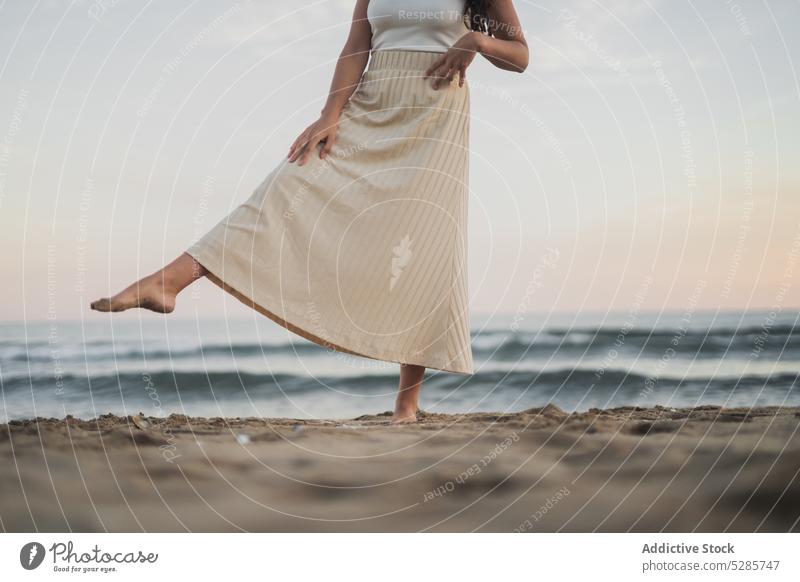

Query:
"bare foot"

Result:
[[90, 273, 176, 314], [390, 408, 418, 425]]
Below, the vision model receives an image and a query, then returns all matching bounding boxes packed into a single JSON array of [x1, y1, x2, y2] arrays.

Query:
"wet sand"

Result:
[[2, 405, 799, 532]]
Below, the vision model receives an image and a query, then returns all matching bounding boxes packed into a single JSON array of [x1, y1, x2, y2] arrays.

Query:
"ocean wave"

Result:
[[4, 368, 797, 400], [6, 326, 799, 365]]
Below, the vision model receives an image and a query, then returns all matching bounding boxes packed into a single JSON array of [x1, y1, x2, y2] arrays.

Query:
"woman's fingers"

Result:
[[288, 147, 304, 163], [320, 131, 336, 159], [426, 42, 478, 89], [287, 116, 338, 164], [290, 129, 308, 153], [426, 56, 455, 89], [427, 53, 474, 89], [424, 56, 446, 79], [288, 130, 309, 161], [288, 139, 306, 163], [289, 122, 339, 165], [433, 63, 455, 89], [299, 133, 323, 166]]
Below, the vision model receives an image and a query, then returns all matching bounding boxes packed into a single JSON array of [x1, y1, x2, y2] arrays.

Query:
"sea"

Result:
[[0, 310, 797, 422]]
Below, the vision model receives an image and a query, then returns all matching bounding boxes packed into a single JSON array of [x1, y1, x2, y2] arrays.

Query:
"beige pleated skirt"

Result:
[[187, 50, 473, 374]]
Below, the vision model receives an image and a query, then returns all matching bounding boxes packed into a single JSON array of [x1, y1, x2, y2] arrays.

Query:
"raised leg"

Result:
[[391, 363, 425, 424], [90, 252, 207, 313]]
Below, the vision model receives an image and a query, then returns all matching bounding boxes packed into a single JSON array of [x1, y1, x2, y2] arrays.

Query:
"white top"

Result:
[[368, 0, 469, 53]]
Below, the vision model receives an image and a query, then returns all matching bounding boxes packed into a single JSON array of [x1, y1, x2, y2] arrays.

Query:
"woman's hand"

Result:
[[287, 113, 339, 166], [424, 31, 483, 90]]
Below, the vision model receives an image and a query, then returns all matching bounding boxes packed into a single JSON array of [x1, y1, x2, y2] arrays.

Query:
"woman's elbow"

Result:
[[515, 46, 530, 73]]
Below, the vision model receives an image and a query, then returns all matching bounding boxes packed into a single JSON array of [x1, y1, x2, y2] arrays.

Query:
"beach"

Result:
[[2, 404, 798, 532]]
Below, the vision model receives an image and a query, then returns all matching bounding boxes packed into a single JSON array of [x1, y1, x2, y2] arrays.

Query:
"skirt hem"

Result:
[[187, 250, 474, 376]]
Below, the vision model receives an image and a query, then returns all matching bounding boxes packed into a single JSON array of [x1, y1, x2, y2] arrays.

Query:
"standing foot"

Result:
[[390, 406, 418, 425], [391, 363, 424, 424], [90, 273, 177, 314]]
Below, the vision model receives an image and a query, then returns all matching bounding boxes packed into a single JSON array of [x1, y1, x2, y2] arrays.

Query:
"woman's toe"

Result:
[[90, 298, 110, 311]]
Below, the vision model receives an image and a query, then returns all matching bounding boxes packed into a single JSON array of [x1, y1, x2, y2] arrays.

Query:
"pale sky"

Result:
[[1, 0, 798, 322]]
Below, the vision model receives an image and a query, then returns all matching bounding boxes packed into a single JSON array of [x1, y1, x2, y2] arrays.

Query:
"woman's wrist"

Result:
[[320, 105, 341, 120], [464, 30, 486, 54]]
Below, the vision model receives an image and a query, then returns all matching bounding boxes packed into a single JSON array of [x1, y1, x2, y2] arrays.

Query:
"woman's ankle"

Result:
[[393, 399, 418, 416]]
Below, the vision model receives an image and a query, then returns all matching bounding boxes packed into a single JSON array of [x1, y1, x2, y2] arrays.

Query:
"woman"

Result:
[[91, 0, 528, 424]]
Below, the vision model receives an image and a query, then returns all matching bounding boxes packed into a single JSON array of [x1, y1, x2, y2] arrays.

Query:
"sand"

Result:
[[1, 405, 799, 532]]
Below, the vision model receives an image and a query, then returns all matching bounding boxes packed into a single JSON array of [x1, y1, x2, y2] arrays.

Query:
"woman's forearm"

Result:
[[473, 31, 528, 72], [475, 0, 529, 72], [321, 48, 370, 118]]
